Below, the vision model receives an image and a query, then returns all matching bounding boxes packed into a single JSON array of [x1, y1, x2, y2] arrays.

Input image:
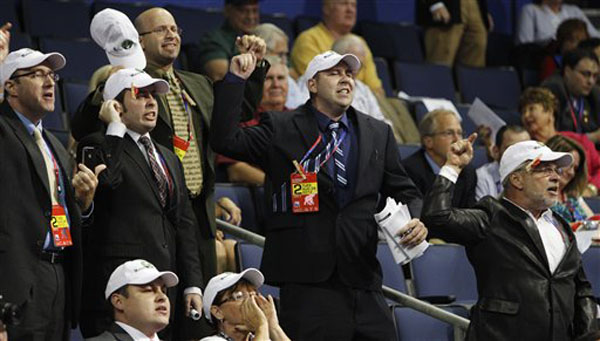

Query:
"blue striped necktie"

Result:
[[329, 122, 347, 187]]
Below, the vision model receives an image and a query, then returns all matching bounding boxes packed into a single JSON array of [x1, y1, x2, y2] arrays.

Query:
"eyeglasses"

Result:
[[576, 69, 599, 80], [10, 70, 59, 82], [219, 291, 257, 304], [428, 129, 464, 139], [139, 25, 183, 37], [529, 165, 564, 177]]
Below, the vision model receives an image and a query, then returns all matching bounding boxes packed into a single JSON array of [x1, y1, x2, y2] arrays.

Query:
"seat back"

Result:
[[63, 82, 90, 118], [39, 38, 107, 82], [361, 22, 423, 62], [394, 62, 455, 101], [376, 243, 407, 293], [93, 1, 152, 21], [164, 5, 223, 44], [411, 244, 478, 302], [236, 242, 280, 298], [22, 0, 90, 39], [398, 144, 420, 160], [393, 304, 469, 340], [457, 66, 521, 110], [582, 246, 600, 299], [374, 57, 394, 97]]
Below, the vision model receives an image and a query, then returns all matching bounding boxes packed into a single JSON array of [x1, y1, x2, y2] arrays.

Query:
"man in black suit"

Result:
[[416, 0, 490, 67], [0, 47, 103, 340], [402, 109, 477, 208], [77, 69, 203, 338], [422, 138, 598, 339], [210, 50, 427, 340]]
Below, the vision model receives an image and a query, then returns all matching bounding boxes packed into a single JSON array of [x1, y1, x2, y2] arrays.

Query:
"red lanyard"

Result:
[[567, 97, 584, 133]]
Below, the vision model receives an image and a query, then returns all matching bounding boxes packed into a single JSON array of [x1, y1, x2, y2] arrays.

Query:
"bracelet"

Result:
[[587, 183, 598, 196]]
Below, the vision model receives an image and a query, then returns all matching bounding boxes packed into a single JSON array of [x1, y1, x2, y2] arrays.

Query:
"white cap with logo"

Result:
[[105, 259, 179, 299], [203, 268, 264, 322], [499, 140, 573, 182], [0, 48, 65, 85], [90, 8, 146, 69], [304, 50, 361, 81], [103, 68, 169, 101]]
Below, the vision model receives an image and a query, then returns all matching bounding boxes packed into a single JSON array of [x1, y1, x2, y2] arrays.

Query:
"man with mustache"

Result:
[[210, 50, 427, 340], [77, 69, 203, 340], [422, 137, 598, 339]]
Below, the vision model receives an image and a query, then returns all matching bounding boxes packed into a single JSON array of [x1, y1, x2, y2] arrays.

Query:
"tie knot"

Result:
[[139, 136, 152, 150], [33, 127, 43, 141], [328, 122, 340, 131]]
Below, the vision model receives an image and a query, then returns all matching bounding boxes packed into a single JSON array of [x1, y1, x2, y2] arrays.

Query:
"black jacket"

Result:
[[422, 175, 598, 340], [209, 78, 422, 290]]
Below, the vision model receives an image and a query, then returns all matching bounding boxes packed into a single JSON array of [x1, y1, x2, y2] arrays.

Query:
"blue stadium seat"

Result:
[[63, 82, 90, 117], [294, 15, 319, 36], [261, 13, 295, 46], [584, 197, 600, 214], [0, 0, 20, 32], [93, 1, 152, 21], [376, 243, 407, 293], [361, 22, 423, 62], [70, 327, 84, 341], [215, 183, 258, 232], [520, 68, 540, 88], [496, 109, 522, 126], [164, 5, 223, 44], [411, 244, 478, 303], [471, 146, 490, 169], [394, 62, 455, 101], [22, 0, 90, 39], [374, 57, 394, 97], [42, 85, 66, 131], [398, 144, 420, 160], [11, 32, 33, 50], [39, 38, 107, 82], [582, 246, 600, 299], [456, 65, 521, 110], [393, 305, 469, 340], [236, 242, 280, 298], [486, 32, 513, 67]]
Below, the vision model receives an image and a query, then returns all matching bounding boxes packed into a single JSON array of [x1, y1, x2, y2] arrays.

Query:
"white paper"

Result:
[[398, 91, 461, 121], [467, 98, 506, 143], [374, 197, 429, 265], [575, 229, 598, 254]]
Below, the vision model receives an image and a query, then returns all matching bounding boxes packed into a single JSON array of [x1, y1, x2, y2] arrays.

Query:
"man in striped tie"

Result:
[[77, 69, 204, 339]]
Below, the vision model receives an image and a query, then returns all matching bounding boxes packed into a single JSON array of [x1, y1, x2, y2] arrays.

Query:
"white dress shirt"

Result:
[[475, 161, 502, 201], [115, 321, 160, 341]]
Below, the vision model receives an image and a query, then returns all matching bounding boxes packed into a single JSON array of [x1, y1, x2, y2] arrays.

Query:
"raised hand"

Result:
[[0, 22, 12, 64], [446, 133, 478, 172], [99, 99, 122, 124], [235, 35, 266, 61], [229, 52, 257, 80], [72, 163, 106, 211]]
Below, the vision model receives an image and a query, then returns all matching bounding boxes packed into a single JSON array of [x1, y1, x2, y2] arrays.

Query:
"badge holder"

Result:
[[290, 160, 319, 213]]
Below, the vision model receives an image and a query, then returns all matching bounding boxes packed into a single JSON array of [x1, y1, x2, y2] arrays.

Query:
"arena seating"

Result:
[[236, 242, 280, 298]]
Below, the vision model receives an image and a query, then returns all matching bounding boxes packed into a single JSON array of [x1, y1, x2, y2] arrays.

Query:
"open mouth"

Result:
[[43, 92, 54, 101], [547, 185, 559, 195], [144, 111, 157, 120], [156, 305, 168, 315], [337, 88, 351, 95]]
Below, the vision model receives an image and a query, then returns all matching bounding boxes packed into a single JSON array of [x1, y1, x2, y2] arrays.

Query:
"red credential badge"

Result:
[[290, 170, 319, 213], [172, 134, 190, 161], [50, 205, 72, 247]]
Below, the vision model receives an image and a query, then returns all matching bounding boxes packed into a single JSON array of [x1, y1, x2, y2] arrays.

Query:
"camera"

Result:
[[0, 296, 22, 326]]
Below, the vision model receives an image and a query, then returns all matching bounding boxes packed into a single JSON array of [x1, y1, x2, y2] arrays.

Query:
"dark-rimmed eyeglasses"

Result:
[[529, 165, 564, 177], [139, 25, 183, 37], [10, 70, 59, 82]]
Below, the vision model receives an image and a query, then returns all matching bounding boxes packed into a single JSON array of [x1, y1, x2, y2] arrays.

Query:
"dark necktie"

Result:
[[139, 136, 168, 207], [329, 122, 347, 187]]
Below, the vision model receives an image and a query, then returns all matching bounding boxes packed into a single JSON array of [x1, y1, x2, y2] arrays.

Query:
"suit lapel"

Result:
[[501, 199, 551, 271], [2, 107, 52, 199], [123, 135, 163, 205], [108, 322, 135, 341], [353, 110, 374, 196]]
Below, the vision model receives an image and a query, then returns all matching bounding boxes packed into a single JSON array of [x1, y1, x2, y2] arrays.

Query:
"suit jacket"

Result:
[[422, 176, 598, 340], [542, 73, 600, 134], [402, 149, 477, 208], [416, 0, 489, 28], [78, 132, 203, 325], [209, 79, 423, 290], [71, 66, 267, 240], [85, 323, 133, 341], [0, 102, 83, 328]]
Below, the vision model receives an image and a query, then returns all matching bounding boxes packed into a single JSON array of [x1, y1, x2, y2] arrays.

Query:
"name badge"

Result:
[[172, 134, 190, 161], [290, 171, 319, 213], [51, 205, 72, 247]]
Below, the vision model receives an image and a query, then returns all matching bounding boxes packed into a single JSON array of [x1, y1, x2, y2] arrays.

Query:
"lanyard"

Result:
[[567, 96, 584, 132], [299, 130, 347, 168], [181, 91, 194, 143]]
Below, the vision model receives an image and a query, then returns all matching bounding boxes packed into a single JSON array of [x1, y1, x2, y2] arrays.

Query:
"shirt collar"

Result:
[[114, 321, 159, 341], [126, 129, 151, 145], [146, 63, 173, 80], [423, 150, 441, 175], [312, 105, 349, 133], [14, 110, 42, 135], [503, 197, 554, 222]]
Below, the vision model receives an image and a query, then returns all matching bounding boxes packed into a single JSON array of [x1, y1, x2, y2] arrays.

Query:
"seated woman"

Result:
[[202, 268, 290, 341], [520, 87, 600, 196], [546, 135, 594, 224]]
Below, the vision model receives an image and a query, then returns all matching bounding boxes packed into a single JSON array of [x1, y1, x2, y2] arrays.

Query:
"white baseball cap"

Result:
[[499, 140, 573, 182], [103, 68, 169, 101], [203, 268, 264, 322], [304, 50, 361, 81], [0, 48, 65, 85], [90, 8, 146, 69], [105, 259, 179, 299]]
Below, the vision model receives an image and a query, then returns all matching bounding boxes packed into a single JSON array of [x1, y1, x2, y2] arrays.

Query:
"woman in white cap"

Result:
[[201, 268, 289, 341]]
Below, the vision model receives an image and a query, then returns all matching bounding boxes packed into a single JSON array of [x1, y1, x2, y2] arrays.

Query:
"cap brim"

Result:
[[22, 52, 66, 72], [540, 151, 573, 168], [239, 268, 264, 287], [107, 45, 146, 70], [104, 270, 179, 299], [339, 54, 361, 73], [134, 78, 169, 95]]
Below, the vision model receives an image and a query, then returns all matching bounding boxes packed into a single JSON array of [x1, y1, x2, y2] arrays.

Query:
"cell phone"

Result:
[[81, 146, 96, 169]]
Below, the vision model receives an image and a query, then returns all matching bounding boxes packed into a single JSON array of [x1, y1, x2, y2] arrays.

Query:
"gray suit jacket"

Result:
[[85, 323, 134, 341]]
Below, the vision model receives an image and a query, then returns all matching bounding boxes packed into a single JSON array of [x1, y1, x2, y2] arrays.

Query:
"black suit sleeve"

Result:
[[210, 78, 273, 166], [573, 265, 599, 338], [380, 124, 423, 218], [422, 175, 490, 246], [240, 62, 269, 122]]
